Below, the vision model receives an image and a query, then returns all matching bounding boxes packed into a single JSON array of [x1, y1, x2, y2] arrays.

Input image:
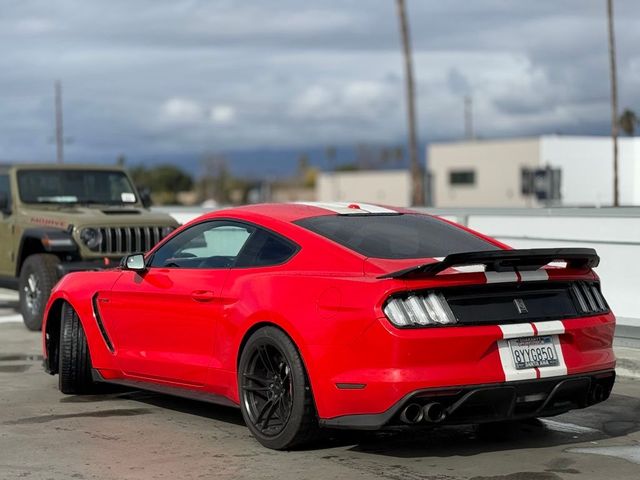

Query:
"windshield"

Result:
[[17, 169, 138, 205], [295, 213, 499, 259]]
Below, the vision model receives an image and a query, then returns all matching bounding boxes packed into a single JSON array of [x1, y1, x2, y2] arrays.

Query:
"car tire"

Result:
[[58, 302, 95, 395], [19, 254, 60, 331], [238, 326, 319, 450]]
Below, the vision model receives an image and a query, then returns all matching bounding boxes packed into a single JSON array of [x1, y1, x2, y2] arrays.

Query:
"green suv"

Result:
[[0, 164, 179, 330]]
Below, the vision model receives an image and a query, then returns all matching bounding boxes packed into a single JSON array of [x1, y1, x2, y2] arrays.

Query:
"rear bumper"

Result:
[[320, 369, 616, 429], [309, 314, 616, 420]]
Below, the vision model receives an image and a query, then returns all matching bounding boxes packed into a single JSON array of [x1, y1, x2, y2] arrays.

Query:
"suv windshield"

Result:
[[295, 214, 498, 259], [17, 169, 138, 205]]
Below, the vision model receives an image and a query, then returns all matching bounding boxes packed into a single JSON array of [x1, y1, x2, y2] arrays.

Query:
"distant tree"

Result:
[[334, 163, 360, 172], [619, 108, 638, 136], [128, 164, 193, 205], [151, 165, 193, 192]]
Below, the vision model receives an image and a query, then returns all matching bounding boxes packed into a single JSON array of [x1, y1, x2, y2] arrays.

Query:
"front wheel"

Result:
[[238, 327, 319, 450], [58, 303, 96, 394]]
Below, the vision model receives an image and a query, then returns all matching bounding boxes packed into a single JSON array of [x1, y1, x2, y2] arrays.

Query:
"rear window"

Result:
[[295, 214, 498, 259]]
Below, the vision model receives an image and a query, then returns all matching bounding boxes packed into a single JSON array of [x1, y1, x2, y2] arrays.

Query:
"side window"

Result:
[[0, 174, 10, 212], [235, 229, 298, 268], [0, 175, 10, 197], [149, 221, 254, 269]]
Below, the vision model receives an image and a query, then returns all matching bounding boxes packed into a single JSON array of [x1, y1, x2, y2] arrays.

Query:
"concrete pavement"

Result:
[[1, 304, 640, 479]]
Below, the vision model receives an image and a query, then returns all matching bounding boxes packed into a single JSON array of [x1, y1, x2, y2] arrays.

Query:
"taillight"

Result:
[[571, 282, 609, 315], [384, 292, 457, 327]]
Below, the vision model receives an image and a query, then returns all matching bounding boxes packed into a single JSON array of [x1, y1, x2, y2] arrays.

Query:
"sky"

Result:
[[1, 0, 639, 173]]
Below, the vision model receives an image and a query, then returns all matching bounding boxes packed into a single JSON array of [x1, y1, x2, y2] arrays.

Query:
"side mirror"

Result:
[[138, 187, 152, 209], [0, 191, 9, 214], [123, 253, 146, 272]]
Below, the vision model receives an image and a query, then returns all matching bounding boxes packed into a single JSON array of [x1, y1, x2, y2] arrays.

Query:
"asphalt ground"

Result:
[[1, 290, 639, 480]]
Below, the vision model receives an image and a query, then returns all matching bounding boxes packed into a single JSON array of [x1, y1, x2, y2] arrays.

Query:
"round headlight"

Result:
[[80, 227, 103, 250], [161, 226, 175, 238]]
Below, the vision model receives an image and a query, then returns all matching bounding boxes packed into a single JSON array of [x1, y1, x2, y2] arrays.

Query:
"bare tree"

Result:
[[395, 0, 425, 206], [607, 0, 619, 206]]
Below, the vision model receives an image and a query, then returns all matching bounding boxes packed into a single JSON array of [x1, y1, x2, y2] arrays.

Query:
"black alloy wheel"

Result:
[[238, 327, 318, 450]]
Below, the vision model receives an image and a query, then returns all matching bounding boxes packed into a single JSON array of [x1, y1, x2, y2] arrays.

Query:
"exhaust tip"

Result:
[[423, 402, 446, 423], [399, 403, 424, 424], [592, 384, 605, 403]]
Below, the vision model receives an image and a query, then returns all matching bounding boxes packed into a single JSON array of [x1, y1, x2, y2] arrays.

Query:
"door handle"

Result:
[[191, 290, 216, 302]]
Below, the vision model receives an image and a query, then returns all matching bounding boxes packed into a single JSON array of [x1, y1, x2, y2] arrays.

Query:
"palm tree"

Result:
[[619, 109, 638, 136], [606, 0, 619, 206], [395, 0, 425, 206]]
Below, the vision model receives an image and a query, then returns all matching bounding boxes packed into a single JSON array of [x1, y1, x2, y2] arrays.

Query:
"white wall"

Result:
[[316, 170, 411, 206], [541, 136, 640, 206]]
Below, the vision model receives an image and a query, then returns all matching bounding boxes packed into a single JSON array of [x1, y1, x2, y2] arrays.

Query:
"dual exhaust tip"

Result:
[[399, 402, 446, 425]]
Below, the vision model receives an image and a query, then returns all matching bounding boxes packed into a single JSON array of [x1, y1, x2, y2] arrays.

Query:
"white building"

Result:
[[316, 169, 411, 207], [428, 136, 640, 207]]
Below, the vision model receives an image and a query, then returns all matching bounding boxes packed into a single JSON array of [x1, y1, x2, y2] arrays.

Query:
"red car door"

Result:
[[99, 220, 255, 386]]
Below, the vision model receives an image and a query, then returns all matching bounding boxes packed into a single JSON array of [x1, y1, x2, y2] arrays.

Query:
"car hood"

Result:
[[19, 206, 177, 230]]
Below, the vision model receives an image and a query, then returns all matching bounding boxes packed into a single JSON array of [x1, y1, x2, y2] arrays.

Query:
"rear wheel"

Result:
[[238, 327, 319, 450], [58, 303, 95, 394], [19, 254, 60, 331]]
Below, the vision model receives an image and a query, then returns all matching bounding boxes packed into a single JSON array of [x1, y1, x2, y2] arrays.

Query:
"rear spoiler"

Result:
[[378, 248, 600, 279]]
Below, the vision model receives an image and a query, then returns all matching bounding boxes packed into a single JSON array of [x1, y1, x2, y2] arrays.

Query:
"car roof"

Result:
[[202, 202, 414, 223]]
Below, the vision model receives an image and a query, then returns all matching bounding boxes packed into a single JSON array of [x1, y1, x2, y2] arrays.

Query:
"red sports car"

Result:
[[42, 202, 616, 449]]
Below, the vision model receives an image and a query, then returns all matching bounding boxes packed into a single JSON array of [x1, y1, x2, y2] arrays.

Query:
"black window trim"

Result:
[[146, 217, 300, 270]]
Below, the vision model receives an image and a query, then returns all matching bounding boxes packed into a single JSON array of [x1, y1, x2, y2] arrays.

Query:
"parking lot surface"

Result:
[[1, 290, 639, 480]]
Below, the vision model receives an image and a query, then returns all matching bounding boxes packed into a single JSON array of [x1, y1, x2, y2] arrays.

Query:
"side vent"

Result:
[[92, 294, 115, 352]]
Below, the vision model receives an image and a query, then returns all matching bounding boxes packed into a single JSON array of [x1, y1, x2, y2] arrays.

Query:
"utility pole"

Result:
[[464, 95, 474, 140], [607, 0, 619, 206], [54, 80, 64, 164], [395, 0, 425, 206]]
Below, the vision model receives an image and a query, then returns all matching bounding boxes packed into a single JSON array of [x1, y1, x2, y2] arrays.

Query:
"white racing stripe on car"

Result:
[[499, 323, 535, 339], [484, 271, 518, 283], [453, 264, 485, 273], [518, 269, 549, 281], [533, 320, 565, 336], [295, 201, 398, 215], [498, 323, 537, 381]]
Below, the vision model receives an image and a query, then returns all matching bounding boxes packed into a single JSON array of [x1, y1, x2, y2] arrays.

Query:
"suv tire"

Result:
[[19, 254, 60, 331]]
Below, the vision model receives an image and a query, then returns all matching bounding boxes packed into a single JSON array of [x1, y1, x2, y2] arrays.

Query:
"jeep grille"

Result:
[[97, 226, 167, 254]]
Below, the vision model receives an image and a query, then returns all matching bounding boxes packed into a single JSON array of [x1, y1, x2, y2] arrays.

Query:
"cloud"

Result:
[[210, 105, 236, 125], [0, 0, 639, 164], [160, 97, 204, 123]]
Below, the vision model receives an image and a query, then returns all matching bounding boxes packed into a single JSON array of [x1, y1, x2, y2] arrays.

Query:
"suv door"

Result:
[[0, 174, 14, 277], [99, 220, 255, 387]]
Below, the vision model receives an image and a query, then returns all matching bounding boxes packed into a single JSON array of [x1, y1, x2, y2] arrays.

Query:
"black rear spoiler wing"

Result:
[[378, 248, 600, 279]]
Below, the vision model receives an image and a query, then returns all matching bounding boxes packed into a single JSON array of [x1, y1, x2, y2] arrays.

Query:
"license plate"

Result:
[[509, 335, 559, 370]]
